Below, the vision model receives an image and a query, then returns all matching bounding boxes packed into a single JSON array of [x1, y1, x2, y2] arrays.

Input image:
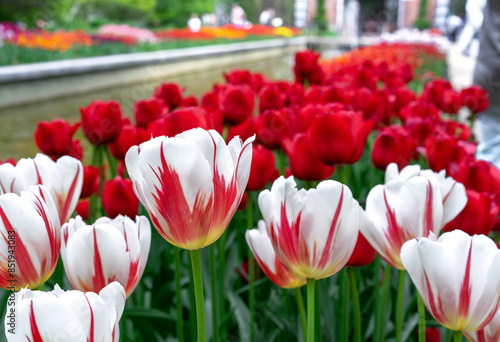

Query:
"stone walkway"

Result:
[[446, 44, 476, 90]]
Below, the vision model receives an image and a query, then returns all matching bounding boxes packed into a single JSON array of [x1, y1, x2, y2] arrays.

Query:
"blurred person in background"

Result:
[[231, 4, 246, 26], [474, 0, 500, 170], [457, 0, 486, 57], [446, 14, 463, 42], [187, 14, 202, 32], [259, 7, 275, 25]]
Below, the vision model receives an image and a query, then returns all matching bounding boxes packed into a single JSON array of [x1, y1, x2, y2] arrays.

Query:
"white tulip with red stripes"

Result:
[[61, 215, 151, 297], [0, 185, 60, 290], [0, 153, 83, 225], [360, 163, 467, 270], [258, 176, 361, 280], [125, 128, 254, 250], [4, 281, 125, 342], [401, 230, 500, 332], [246, 220, 306, 289]]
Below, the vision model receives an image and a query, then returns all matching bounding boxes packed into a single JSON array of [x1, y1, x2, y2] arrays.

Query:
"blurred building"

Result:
[[296, 0, 451, 32]]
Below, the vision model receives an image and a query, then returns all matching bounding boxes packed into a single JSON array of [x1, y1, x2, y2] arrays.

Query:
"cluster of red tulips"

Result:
[[1, 43, 499, 342]]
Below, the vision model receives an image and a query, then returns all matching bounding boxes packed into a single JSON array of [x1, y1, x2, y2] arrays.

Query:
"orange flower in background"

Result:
[[12, 29, 91, 52]]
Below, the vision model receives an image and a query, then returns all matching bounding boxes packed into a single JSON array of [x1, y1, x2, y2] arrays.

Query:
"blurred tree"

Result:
[[154, 0, 217, 27], [0, 0, 74, 26], [449, 0, 466, 17]]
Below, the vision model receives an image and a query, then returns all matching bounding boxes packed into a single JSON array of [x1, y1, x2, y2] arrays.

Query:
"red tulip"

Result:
[[102, 177, 139, 219], [34, 119, 78, 157], [219, 84, 255, 126], [67, 140, 84, 161], [153, 82, 184, 109], [80, 100, 123, 145], [421, 79, 452, 108], [109, 124, 143, 160], [282, 133, 335, 181], [399, 100, 440, 123], [80, 166, 100, 199], [134, 99, 165, 129], [258, 84, 285, 112], [461, 85, 489, 114], [75, 199, 89, 221], [256, 109, 291, 150], [180, 95, 198, 107], [371, 125, 417, 170], [294, 50, 323, 84], [440, 89, 462, 114], [449, 156, 500, 201], [347, 231, 376, 267], [223, 69, 252, 86], [246, 145, 275, 191], [308, 110, 373, 165], [421, 328, 441, 342], [227, 118, 257, 142], [439, 120, 472, 141], [148, 107, 210, 138], [423, 131, 469, 173], [320, 85, 353, 105], [443, 189, 498, 236], [404, 117, 435, 146]]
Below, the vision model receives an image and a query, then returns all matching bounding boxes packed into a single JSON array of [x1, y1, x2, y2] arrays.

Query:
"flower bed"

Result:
[[0, 22, 302, 65], [0, 42, 498, 342]]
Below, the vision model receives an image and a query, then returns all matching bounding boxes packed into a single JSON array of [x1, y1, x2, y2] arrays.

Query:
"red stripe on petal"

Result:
[[29, 300, 43, 342], [85, 294, 95, 342], [317, 187, 344, 269], [382, 190, 413, 268], [57, 165, 81, 225], [423, 268, 447, 325], [91, 227, 106, 292], [0, 207, 39, 287], [422, 180, 434, 237], [457, 240, 473, 321], [32, 194, 60, 278], [150, 141, 213, 248]]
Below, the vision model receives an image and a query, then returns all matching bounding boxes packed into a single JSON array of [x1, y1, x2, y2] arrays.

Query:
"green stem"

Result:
[[307, 278, 316, 342], [417, 292, 426, 342], [378, 264, 391, 342], [174, 248, 184, 342], [295, 287, 307, 342], [222, 125, 229, 141], [189, 249, 206, 342], [209, 245, 219, 342], [348, 268, 361, 342], [247, 194, 255, 342], [217, 232, 227, 340], [373, 257, 382, 342], [396, 270, 406, 342], [278, 150, 287, 176], [453, 331, 462, 342], [104, 145, 117, 179], [340, 270, 349, 342]]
